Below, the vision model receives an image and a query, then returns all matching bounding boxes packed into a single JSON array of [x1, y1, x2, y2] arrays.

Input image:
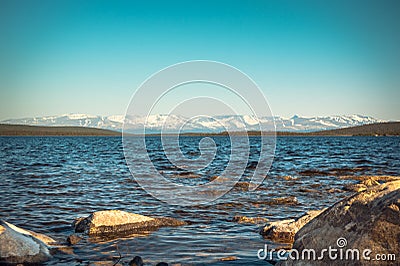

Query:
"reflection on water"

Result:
[[0, 136, 399, 265]]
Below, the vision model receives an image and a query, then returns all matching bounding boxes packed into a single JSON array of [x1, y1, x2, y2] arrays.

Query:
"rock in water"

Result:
[[0, 221, 52, 264], [67, 234, 82, 245], [129, 256, 144, 266], [74, 210, 154, 234], [1, 220, 56, 245], [74, 210, 186, 236], [261, 210, 324, 244], [232, 216, 269, 224], [278, 180, 400, 265]]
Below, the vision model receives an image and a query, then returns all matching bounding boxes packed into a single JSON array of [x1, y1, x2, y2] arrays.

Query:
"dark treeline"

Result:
[[1, 122, 399, 136]]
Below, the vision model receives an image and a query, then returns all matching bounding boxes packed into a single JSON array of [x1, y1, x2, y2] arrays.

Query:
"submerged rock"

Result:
[[279, 180, 400, 265], [250, 196, 300, 209], [232, 216, 268, 224], [269, 196, 299, 206], [129, 256, 144, 266], [219, 256, 238, 261], [0, 221, 52, 264], [326, 187, 343, 193], [277, 175, 299, 181], [339, 175, 400, 182], [74, 210, 186, 236], [261, 210, 324, 244], [67, 233, 82, 245], [155, 262, 169, 266]]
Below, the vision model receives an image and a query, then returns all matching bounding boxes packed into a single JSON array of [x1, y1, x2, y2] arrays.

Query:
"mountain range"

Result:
[[0, 114, 386, 133]]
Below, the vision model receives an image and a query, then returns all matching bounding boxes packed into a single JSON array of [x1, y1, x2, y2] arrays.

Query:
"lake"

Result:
[[0, 136, 399, 265]]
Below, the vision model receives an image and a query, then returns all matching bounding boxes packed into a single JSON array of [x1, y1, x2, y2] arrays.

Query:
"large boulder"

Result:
[[2, 220, 56, 245], [74, 210, 186, 236], [261, 210, 324, 244], [0, 221, 53, 264], [278, 180, 400, 265]]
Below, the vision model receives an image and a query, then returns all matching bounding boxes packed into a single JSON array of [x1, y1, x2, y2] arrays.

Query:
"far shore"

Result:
[[0, 121, 399, 137]]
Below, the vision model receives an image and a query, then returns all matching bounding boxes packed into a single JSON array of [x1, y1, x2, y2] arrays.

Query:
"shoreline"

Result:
[[1, 176, 399, 265], [1, 122, 399, 136]]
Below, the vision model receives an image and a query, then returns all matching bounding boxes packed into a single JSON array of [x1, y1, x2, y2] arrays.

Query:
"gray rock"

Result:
[[261, 210, 324, 244], [2, 220, 56, 245], [74, 210, 186, 236], [278, 180, 400, 265], [0, 221, 52, 264]]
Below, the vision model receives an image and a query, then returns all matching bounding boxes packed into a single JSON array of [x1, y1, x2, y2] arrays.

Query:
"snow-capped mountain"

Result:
[[0, 113, 124, 130], [273, 114, 383, 132], [1, 113, 384, 133]]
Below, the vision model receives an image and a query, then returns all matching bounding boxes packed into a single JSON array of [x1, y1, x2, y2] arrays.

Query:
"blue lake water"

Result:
[[0, 136, 399, 265]]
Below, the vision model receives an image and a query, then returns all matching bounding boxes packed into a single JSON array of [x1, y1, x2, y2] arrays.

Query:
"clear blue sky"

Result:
[[1, 0, 399, 120]]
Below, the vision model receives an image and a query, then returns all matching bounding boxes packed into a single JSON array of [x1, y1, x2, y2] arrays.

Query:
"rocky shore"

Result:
[[1, 177, 399, 265], [278, 180, 399, 265], [0, 210, 186, 265], [259, 177, 400, 265], [0, 221, 54, 264]]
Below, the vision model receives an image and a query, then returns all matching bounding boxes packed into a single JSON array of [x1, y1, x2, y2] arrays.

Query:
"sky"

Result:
[[0, 0, 399, 120]]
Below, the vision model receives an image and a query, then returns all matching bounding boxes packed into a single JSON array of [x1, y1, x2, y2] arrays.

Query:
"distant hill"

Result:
[[0, 122, 399, 136], [211, 122, 400, 136], [307, 121, 400, 136], [0, 124, 121, 136]]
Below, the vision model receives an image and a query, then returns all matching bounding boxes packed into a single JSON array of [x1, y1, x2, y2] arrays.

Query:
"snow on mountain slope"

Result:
[[1, 114, 122, 130], [1, 113, 385, 133]]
